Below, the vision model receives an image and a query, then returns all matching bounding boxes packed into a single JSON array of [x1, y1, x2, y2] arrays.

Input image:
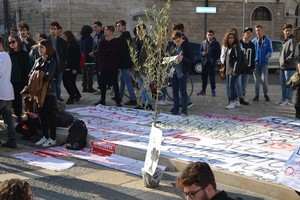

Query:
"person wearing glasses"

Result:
[[7, 35, 31, 123], [177, 162, 234, 200]]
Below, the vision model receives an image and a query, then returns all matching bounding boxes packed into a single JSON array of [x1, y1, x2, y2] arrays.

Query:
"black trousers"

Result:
[[201, 63, 216, 91], [295, 87, 300, 117], [38, 95, 56, 140], [100, 70, 120, 103], [63, 70, 81, 99], [12, 81, 26, 117]]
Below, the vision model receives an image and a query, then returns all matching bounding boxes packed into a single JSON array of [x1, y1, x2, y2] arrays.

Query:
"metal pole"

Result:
[[204, 0, 208, 39], [243, 0, 245, 30]]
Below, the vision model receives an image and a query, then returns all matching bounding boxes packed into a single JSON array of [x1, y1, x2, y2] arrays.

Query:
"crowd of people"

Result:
[[1, 19, 300, 149]]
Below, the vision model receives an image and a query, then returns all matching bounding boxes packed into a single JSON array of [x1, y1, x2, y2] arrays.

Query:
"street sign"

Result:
[[196, 7, 216, 13]]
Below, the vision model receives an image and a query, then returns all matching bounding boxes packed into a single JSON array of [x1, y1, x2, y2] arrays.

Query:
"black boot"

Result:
[[2, 139, 17, 148], [88, 85, 97, 93], [239, 98, 249, 105], [82, 86, 88, 93]]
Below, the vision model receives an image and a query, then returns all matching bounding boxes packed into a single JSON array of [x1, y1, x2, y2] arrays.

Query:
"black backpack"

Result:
[[65, 119, 88, 150]]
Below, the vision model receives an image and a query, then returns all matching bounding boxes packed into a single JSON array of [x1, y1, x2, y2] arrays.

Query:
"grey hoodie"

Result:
[[279, 34, 297, 70]]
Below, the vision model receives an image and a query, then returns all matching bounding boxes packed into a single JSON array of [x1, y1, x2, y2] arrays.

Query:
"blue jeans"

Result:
[[235, 75, 243, 98], [227, 75, 239, 101], [158, 87, 167, 101], [280, 69, 295, 101], [136, 75, 152, 105], [253, 64, 269, 96], [241, 74, 250, 98], [119, 69, 136, 100], [172, 73, 188, 113], [0, 100, 16, 140], [55, 71, 63, 100]]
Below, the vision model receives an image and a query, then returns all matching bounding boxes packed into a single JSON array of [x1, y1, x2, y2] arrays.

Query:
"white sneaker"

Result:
[[226, 102, 235, 109], [158, 100, 167, 106], [279, 100, 294, 107], [42, 138, 57, 147], [275, 100, 284, 105], [35, 136, 47, 145], [234, 100, 241, 107]]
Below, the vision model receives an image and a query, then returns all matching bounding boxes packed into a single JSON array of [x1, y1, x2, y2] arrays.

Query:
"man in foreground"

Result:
[[177, 162, 234, 200]]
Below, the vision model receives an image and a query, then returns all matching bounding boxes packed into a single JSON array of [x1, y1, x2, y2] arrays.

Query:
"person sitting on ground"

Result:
[[177, 162, 234, 200], [0, 178, 34, 200]]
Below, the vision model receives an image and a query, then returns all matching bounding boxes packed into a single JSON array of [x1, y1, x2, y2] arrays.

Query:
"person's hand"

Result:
[[176, 54, 183, 62], [202, 52, 207, 56], [72, 70, 77, 74], [89, 52, 95, 58], [265, 54, 271, 59]]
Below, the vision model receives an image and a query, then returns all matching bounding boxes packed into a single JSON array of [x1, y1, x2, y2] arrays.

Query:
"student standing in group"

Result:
[[116, 19, 137, 105], [95, 26, 122, 107], [252, 25, 272, 102], [276, 24, 297, 107], [62, 30, 81, 105], [81, 25, 97, 93], [221, 31, 243, 109], [29, 33, 48, 64], [89, 21, 104, 91], [294, 42, 300, 118], [170, 32, 193, 116], [7, 35, 31, 122], [197, 30, 221, 97], [0, 36, 18, 148], [18, 21, 35, 52], [48, 21, 66, 102], [34, 40, 58, 147], [240, 27, 255, 104]]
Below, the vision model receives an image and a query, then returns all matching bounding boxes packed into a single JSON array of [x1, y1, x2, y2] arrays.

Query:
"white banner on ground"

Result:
[[276, 146, 300, 191], [144, 125, 163, 176], [28, 157, 75, 171], [66, 105, 180, 124]]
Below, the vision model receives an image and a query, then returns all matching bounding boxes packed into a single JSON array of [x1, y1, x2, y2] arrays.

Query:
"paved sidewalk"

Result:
[[0, 72, 298, 199]]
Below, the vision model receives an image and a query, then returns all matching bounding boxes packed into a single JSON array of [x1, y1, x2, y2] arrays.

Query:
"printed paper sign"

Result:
[[90, 140, 117, 156], [144, 125, 163, 176]]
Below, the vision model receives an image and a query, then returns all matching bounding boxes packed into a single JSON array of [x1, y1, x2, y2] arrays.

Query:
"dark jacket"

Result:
[[225, 44, 244, 76], [170, 40, 193, 74], [240, 40, 256, 74], [211, 190, 234, 200], [9, 50, 31, 83], [98, 38, 120, 71], [80, 34, 94, 64], [66, 42, 81, 71], [30, 57, 57, 95], [118, 31, 133, 69], [200, 37, 221, 66], [22, 37, 36, 52], [48, 36, 67, 72], [279, 34, 297, 70]]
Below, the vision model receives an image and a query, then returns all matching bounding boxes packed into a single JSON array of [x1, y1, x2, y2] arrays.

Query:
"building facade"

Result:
[[1, 0, 300, 42]]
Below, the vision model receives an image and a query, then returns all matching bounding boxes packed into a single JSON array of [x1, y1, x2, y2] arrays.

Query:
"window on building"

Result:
[[252, 6, 272, 21]]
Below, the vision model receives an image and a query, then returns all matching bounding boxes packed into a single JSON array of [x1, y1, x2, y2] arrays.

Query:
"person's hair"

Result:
[[94, 21, 102, 27], [106, 25, 115, 32], [255, 24, 263, 29], [226, 27, 238, 36], [63, 30, 77, 44], [171, 31, 182, 40], [18, 21, 29, 31], [283, 24, 293, 30], [207, 30, 214, 35], [50, 21, 61, 29], [80, 25, 93, 36], [35, 33, 47, 42], [0, 36, 4, 47], [116, 19, 126, 27], [136, 23, 146, 30], [176, 162, 216, 190], [0, 179, 32, 200], [222, 32, 239, 48], [172, 23, 184, 32], [8, 35, 22, 53], [40, 39, 54, 56]]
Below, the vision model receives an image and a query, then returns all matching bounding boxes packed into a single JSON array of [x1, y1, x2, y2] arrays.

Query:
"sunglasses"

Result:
[[8, 40, 16, 45]]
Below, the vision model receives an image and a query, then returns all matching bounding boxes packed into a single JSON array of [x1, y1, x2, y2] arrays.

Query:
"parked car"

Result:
[[268, 40, 282, 73]]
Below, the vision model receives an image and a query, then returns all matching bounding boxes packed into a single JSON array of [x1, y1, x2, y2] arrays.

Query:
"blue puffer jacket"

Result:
[[252, 35, 273, 66]]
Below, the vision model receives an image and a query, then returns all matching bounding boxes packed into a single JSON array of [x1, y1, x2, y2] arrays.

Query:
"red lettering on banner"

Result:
[[91, 140, 117, 156], [166, 131, 201, 142], [284, 166, 300, 179]]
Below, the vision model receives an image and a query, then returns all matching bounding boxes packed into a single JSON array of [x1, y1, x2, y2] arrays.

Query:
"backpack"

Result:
[[65, 119, 87, 150], [79, 51, 85, 68]]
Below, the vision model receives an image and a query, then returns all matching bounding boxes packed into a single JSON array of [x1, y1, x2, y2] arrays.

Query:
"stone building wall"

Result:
[[0, 0, 295, 42]]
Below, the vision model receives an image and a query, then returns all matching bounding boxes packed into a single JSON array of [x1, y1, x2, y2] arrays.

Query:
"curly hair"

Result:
[[176, 162, 216, 190], [0, 179, 32, 200], [222, 31, 239, 48]]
